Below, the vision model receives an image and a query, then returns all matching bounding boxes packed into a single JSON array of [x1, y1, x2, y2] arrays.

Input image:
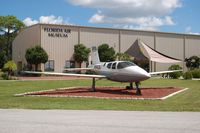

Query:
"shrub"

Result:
[[74, 44, 90, 68], [190, 69, 200, 78], [183, 71, 193, 80], [1, 73, 9, 80], [0, 70, 5, 80], [98, 44, 116, 62], [25, 45, 48, 71], [3, 60, 17, 79], [185, 56, 200, 70], [116, 53, 132, 61], [168, 64, 183, 79]]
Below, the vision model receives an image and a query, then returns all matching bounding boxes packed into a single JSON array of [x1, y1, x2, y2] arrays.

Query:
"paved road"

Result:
[[0, 109, 200, 133]]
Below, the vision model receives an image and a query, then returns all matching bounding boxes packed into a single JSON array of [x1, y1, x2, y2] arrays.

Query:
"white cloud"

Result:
[[23, 17, 38, 26], [189, 32, 200, 35], [113, 24, 159, 31], [89, 13, 104, 23], [185, 26, 200, 35], [39, 16, 65, 24], [23, 15, 72, 26], [90, 15, 174, 26], [185, 26, 192, 33], [68, 0, 182, 30]]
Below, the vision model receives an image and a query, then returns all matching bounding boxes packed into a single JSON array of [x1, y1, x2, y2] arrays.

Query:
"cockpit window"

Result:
[[107, 63, 112, 69], [112, 62, 116, 69], [117, 61, 136, 69]]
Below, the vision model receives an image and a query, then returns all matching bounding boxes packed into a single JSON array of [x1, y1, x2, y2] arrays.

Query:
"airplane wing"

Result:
[[23, 71, 106, 78], [149, 70, 182, 75], [64, 68, 94, 71]]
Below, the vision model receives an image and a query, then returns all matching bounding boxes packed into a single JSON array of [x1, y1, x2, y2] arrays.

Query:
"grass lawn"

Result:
[[0, 78, 200, 111]]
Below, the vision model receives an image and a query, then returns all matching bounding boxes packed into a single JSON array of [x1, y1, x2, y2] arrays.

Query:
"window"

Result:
[[112, 62, 116, 69], [107, 63, 112, 69], [45, 60, 54, 71], [65, 60, 75, 68], [117, 61, 136, 69]]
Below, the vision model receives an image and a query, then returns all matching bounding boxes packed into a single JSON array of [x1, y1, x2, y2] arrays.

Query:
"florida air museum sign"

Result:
[[43, 27, 71, 38]]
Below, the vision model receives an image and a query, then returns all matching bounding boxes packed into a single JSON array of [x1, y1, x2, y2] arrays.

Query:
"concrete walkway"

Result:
[[0, 109, 200, 133]]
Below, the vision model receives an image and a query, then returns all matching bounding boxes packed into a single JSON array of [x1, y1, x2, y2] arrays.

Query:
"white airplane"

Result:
[[24, 46, 182, 95]]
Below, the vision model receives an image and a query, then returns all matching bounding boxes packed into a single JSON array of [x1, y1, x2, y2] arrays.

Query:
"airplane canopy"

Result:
[[125, 39, 182, 63]]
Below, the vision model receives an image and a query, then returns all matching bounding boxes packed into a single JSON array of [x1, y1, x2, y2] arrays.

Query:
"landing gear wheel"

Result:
[[135, 82, 142, 96], [126, 82, 133, 90], [91, 78, 96, 92]]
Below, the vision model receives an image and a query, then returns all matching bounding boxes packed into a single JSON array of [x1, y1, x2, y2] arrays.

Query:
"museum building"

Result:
[[12, 23, 200, 72]]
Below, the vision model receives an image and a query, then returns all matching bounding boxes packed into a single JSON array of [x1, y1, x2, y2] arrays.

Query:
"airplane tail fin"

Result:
[[90, 46, 100, 65]]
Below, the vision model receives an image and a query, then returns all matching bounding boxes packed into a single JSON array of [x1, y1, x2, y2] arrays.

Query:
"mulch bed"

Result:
[[22, 87, 185, 100]]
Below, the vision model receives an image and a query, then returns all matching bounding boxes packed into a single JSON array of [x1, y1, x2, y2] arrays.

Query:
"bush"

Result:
[[185, 56, 200, 70], [25, 45, 48, 71], [0, 69, 4, 80], [190, 69, 200, 78], [98, 44, 116, 62], [2, 60, 17, 80], [1, 73, 9, 80], [168, 64, 183, 79], [183, 71, 193, 80]]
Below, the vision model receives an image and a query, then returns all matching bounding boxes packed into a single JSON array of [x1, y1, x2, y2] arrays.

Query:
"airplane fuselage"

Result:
[[93, 61, 151, 82]]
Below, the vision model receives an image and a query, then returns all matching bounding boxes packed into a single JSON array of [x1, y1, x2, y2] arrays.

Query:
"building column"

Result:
[[183, 35, 186, 72], [118, 30, 121, 53], [153, 32, 157, 72], [78, 27, 80, 44]]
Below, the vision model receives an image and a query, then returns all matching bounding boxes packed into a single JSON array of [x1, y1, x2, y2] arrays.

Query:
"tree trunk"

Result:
[[77, 62, 82, 74], [79, 62, 82, 68], [35, 64, 38, 71], [8, 70, 11, 80], [6, 30, 11, 60]]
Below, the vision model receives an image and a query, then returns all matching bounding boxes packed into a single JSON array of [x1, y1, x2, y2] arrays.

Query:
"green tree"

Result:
[[0, 35, 7, 68], [0, 51, 6, 68], [116, 52, 132, 61], [183, 71, 193, 80], [185, 56, 200, 70], [98, 44, 116, 62], [74, 44, 90, 67], [25, 45, 48, 71], [0, 15, 25, 60], [3, 60, 17, 79], [168, 64, 183, 79]]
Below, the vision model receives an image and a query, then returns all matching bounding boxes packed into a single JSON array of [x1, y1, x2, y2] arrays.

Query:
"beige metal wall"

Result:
[[12, 24, 41, 70], [185, 36, 200, 71], [80, 28, 119, 52], [120, 30, 155, 53], [13, 24, 200, 73], [185, 36, 200, 58], [120, 30, 155, 71], [41, 25, 79, 72], [155, 33, 184, 71]]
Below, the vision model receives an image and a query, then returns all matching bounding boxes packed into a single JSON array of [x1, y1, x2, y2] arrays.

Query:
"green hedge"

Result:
[[183, 71, 193, 80], [183, 69, 200, 79], [190, 69, 200, 78], [168, 64, 183, 79]]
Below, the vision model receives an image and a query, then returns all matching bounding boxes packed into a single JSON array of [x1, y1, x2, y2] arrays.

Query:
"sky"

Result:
[[0, 0, 200, 34]]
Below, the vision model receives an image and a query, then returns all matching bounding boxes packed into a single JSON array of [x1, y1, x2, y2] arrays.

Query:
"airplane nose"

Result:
[[126, 66, 151, 82], [139, 69, 151, 80], [145, 72, 151, 78]]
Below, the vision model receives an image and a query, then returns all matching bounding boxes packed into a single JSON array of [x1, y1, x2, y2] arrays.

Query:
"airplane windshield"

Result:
[[117, 62, 136, 69]]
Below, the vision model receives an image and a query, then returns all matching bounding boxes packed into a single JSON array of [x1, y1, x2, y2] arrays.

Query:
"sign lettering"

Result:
[[44, 27, 71, 38]]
